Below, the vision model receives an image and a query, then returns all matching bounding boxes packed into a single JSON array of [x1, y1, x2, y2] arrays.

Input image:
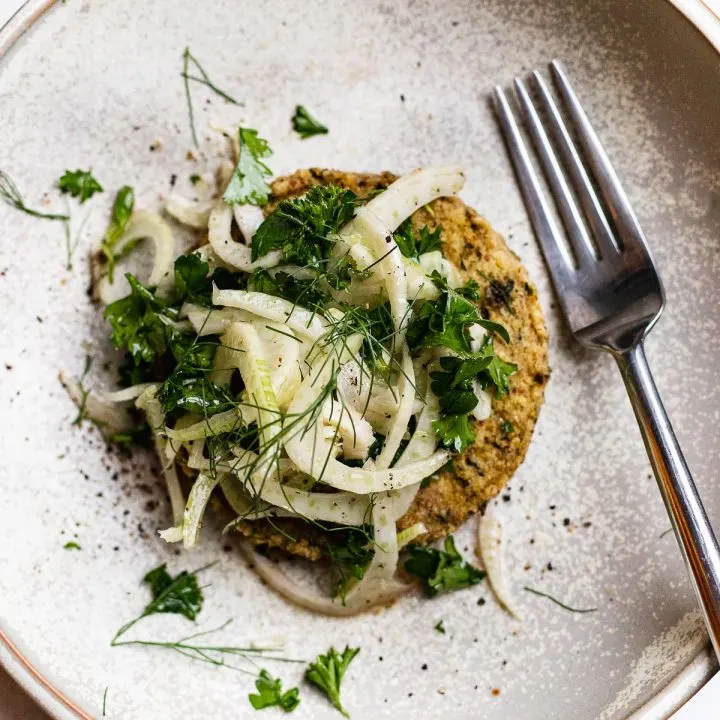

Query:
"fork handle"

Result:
[[617, 342, 720, 659]]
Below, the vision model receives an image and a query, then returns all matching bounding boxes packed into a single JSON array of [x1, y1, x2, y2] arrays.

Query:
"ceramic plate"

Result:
[[2, 1, 720, 718]]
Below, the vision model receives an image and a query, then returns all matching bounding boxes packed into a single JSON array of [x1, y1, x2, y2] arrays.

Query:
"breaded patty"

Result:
[[233, 169, 549, 558]]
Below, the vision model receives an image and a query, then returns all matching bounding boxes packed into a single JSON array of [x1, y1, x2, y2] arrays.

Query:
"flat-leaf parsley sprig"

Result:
[[305, 646, 360, 717]]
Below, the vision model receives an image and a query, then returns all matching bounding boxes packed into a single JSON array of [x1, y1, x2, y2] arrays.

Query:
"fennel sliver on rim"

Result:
[[58, 151, 549, 616]]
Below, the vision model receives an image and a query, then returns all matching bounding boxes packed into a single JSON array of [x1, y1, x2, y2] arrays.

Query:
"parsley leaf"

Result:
[[58, 169, 104, 203], [223, 127, 273, 206], [305, 646, 360, 717], [173, 252, 211, 305], [252, 185, 359, 266], [63, 541, 81, 550], [394, 219, 442, 258], [429, 270, 480, 300], [404, 536, 485, 596], [142, 563, 204, 620], [249, 670, 300, 712], [291, 105, 329, 139], [432, 414, 476, 452], [406, 287, 510, 355], [100, 186, 135, 282], [104, 273, 175, 371], [434, 619, 446, 634]]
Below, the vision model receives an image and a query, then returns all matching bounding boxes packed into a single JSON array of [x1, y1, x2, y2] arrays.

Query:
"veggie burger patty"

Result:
[[233, 168, 550, 559]]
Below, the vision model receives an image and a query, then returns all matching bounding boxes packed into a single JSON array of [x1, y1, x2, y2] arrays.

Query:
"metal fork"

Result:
[[494, 60, 720, 658]]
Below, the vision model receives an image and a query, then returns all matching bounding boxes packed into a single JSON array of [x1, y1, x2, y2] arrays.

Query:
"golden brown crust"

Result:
[[236, 169, 549, 556]]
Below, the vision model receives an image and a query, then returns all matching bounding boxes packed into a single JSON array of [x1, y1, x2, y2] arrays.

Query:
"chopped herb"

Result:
[[71, 355, 93, 426], [63, 541, 81, 550], [173, 252, 211, 305], [189, 173, 201, 185], [404, 536, 485, 596], [181, 47, 243, 148], [393, 220, 442, 258], [305, 646, 360, 717], [112, 563, 205, 641], [500, 419, 514, 434], [252, 185, 359, 266], [249, 670, 300, 712], [523, 586, 597, 613], [250, 268, 329, 311], [223, 127, 273, 206], [406, 286, 510, 356], [100, 186, 135, 283], [434, 619, 446, 634], [0, 170, 68, 221], [58, 169, 104, 203], [659, 527, 673, 539], [430, 271, 480, 300], [102, 687, 108, 717], [291, 105, 329, 139], [432, 413, 476, 453], [523, 281, 534, 296]]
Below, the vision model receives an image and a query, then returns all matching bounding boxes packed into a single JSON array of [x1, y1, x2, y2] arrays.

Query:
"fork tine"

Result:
[[513, 77, 597, 267], [492, 86, 575, 282], [530, 70, 620, 258], [550, 60, 649, 254]]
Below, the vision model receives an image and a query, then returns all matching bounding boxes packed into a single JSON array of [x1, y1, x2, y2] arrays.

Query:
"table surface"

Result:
[[0, 0, 719, 717]]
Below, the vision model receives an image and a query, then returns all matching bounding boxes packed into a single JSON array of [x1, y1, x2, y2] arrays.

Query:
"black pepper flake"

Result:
[[421, 664, 428, 671], [563, 518, 570, 526], [546, 561, 553, 571], [170, 173, 177, 187], [400, 94, 405, 102], [379, 656, 383, 661], [477, 597, 486, 606], [502, 494, 511, 502], [549, 504, 556, 510]]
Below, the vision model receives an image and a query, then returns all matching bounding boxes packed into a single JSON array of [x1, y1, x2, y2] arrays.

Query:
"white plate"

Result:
[[1, 1, 720, 718]]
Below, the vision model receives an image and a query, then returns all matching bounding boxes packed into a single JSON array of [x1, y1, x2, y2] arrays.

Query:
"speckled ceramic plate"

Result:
[[2, 1, 720, 718]]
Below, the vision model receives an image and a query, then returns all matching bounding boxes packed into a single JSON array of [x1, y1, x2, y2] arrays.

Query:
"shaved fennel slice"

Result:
[[136, 387, 185, 528], [165, 194, 212, 229], [239, 540, 411, 616], [180, 472, 223, 548], [232, 204, 264, 243], [375, 346, 415, 469], [164, 408, 251, 442], [184, 304, 254, 336], [404, 258, 441, 301], [341, 208, 408, 338], [208, 200, 281, 271], [253, 322, 302, 410], [213, 287, 328, 341], [397, 522, 427, 549], [230, 322, 282, 473], [477, 503, 521, 619], [97, 211, 176, 304], [59, 372, 135, 434], [322, 396, 374, 461], [285, 363, 450, 492], [398, 383, 440, 465], [336, 361, 398, 435], [360, 166, 465, 229]]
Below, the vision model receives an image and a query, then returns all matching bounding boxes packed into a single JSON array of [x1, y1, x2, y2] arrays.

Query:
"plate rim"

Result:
[[0, 0, 718, 717]]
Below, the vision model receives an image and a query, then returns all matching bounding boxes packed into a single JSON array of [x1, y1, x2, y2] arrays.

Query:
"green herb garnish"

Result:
[[102, 687, 108, 716], [112, 563, 205, 642], [0, 170, 68, 221], [291, 105, 329, 139], [500, 419, 514, 434], [100, 186, 135, 283], [252, 185, 359, 266], [325, 526, 374, 602], [404, 536, 485, 596], [434, 619, 445, 634], [249, 670, 300, 712], [305, 646, 360, 717], [63, 541, 81, 550], [182, 47, 243, 148], [394, 220, 442, 259], [58, 169, 103, 203], [223, 127, 273, 206], [431, 413, 476, 453], [71, 355, 93, 426]]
